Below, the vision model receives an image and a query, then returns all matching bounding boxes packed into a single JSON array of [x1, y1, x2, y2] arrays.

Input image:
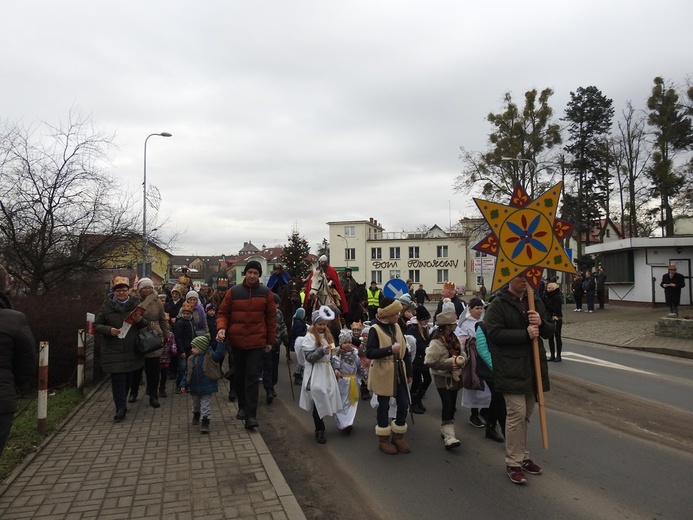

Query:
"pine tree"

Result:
[[279, 231, 312, 281]]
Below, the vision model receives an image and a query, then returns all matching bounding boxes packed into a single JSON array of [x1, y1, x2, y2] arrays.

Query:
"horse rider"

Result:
[[340, 267, 359, 301], [267, 263, 291, 294], [304, 255, 348, 315]]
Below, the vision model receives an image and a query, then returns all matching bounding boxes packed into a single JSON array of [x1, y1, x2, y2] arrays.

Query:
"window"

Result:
[[372, 270, 382, 284], [389, 270, 401, 279], [437, 269, 449, 283], [389, 247, 401, 259], [605, 228, 611, 238], [371, 247, 382, 260], [437, 245, 448, 258], [409, 270, 420, 283], [345, 248, 355, 261], [344, 226, 355, 237], [409, 246, 420, 259], [475, 250, 487, 257]]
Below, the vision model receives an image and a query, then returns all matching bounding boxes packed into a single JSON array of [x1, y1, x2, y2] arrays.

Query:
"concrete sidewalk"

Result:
[[0, 377, 306, 520], [560, 302, 693, 359]]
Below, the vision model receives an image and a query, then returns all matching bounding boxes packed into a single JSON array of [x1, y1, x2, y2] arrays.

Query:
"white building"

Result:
[[585, 237, 692, 306], [327, 218, 489, 295]]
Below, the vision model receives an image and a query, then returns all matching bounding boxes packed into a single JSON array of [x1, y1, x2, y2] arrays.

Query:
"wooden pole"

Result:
[[526, 295, 549, 449], [37, 342, 49, 435], [77, 329, 85, 396]]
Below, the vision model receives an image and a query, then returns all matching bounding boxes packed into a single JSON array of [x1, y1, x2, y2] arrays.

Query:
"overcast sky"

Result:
[[3, 1, 691, 256]]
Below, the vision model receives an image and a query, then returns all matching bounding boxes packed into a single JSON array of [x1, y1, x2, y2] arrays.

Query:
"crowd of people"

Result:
[[92, 256, 560, 486]]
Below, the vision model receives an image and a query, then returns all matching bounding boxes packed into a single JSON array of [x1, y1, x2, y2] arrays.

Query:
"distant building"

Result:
[[326, 218, 484, 295], [585, 237, 692, 306]]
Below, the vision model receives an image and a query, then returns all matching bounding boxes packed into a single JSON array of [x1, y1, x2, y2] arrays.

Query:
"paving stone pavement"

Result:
[[0, 377, 306, 520]]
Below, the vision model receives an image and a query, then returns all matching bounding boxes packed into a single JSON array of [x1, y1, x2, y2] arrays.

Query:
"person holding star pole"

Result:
[[472, 181, 576, 484]]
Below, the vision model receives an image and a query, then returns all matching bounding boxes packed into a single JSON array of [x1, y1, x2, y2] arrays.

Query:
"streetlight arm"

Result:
[[142, 132, 172, 278], [336, 234, 350, 267]]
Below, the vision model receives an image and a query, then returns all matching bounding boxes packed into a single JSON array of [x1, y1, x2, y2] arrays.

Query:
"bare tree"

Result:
[[0, 110, 142, 295]]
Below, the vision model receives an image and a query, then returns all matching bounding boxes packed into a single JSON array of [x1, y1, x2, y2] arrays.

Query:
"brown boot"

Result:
[[376, 426, 398, 455], [390, 421, 411, 453]]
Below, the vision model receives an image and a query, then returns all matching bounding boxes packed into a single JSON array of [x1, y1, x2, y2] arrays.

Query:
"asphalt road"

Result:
[[262, 341, 693, 520]]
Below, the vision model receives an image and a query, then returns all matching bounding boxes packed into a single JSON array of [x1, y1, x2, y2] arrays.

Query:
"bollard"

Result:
[[37, 341, 49, 435], [77, 329, 85, 396], [85, 313, 95, 383]]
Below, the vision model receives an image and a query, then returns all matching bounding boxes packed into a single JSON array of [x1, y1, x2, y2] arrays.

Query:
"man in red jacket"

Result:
[[216, 260, 276, 429]]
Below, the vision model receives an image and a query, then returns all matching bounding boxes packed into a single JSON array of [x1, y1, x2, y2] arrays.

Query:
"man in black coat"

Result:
[[0, 265, 37, 455], [661, 264, 686, 317], [485, 275, 553, 485]]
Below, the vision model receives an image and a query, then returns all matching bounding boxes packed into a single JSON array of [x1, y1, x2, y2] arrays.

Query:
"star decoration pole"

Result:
[[472, 182, 576, 449]]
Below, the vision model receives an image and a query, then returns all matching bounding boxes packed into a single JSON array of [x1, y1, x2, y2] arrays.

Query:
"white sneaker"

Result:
[[573, 308, 579, 312], [588, 310, 593, 313]]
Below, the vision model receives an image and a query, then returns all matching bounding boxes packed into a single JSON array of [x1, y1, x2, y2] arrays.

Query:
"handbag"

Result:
[[202, 345, 223, 381], [136, 329, 163, 355]]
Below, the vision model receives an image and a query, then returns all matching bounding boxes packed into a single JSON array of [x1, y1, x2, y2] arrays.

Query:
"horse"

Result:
[[343, 282, 367, 328], [308, 267, 339, 312]]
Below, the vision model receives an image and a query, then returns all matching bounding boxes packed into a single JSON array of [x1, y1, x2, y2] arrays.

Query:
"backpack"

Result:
[[202, 345, 223, 381]]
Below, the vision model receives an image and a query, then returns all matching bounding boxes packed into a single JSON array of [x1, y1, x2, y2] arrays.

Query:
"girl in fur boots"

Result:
[[424, 311, 467, 450]]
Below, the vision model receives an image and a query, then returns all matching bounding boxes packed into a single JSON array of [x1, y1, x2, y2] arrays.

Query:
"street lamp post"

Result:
[[142, 132, 173, 278], [336, 234, 350, 268], [501, 157, 538, 197]]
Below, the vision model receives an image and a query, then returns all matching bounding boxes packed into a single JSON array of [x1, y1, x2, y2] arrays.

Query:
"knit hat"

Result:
[[186, 290, 199, 301], [191, 333, 211, 353], [338, 329, 353, 346], [311, 305, 335, 325], [158, 293, 167, 299], [243, 260, 262, 275], [171, 284, 185, 296], [398, 294, 413, 305], [138, 277, 154, 289], [361, 326, 371, 338], [415, 306, 431, 321], [436, 311, 457, 326], [441, 298, 455, 314], [181, 302, 194, 314], [547, 282, 559, 292], [319, 255, 328, 263], [205, 303, 217, 312], [293, 308, 305, 320], [112, 276, 129, 290], [377, 298, 402, 319]]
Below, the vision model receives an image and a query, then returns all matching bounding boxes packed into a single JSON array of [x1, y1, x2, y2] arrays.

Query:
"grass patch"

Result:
[[0, 387, 86, 482]]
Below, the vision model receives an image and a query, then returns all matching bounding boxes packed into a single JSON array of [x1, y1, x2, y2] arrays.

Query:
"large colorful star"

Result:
[[472, 182, 576, 293]]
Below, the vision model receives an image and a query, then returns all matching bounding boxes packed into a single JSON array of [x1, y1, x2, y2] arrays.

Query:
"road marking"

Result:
[[559, 352, 655, 375]]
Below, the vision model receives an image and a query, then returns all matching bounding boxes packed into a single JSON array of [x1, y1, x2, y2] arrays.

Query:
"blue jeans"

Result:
[[176, 357, 187, 388], [587, 293, 595, 311]]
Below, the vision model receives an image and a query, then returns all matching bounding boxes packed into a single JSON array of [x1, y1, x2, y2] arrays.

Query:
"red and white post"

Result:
[[77, 330, 85, 396], [37, 341, 49, 435]]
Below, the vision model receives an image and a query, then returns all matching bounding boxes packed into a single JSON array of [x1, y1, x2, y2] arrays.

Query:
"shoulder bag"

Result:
[[136, 328, 163, 355]]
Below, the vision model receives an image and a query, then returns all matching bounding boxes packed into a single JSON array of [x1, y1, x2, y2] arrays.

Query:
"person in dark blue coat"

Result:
[[181, 334, 226, 433]]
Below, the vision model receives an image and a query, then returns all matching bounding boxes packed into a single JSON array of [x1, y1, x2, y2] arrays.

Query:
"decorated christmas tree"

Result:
[[280, 231, 312, 281]]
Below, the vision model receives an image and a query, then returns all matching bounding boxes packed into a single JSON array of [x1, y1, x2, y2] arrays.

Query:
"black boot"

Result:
[[114, 408, 126, 422], [266, 388, 274, 404], [485, 423, 505, 442], [410, 393, 425, 414], [128, 392, 137, 403], [192, 412, 200, 425], [200, 417, 210, 434], [149, 396, 160, 408]]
